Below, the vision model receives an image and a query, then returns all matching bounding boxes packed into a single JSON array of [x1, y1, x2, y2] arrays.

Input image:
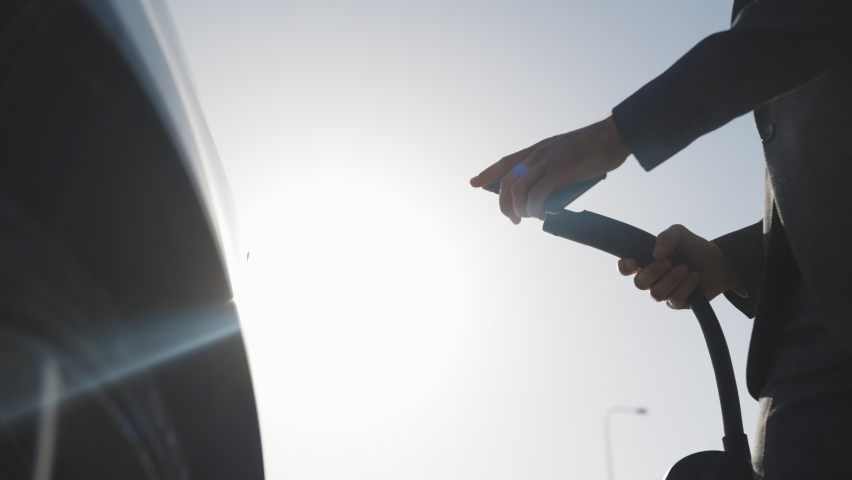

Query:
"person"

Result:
[[470, 1, 852, 478]]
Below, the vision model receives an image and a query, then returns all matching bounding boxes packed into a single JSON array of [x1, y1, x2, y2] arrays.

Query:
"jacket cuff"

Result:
[[712, 221, 765, 318], [611, 76, 697, 171]]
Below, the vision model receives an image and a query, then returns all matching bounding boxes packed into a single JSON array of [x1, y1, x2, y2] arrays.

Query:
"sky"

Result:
[[164, 1, 767, 478]]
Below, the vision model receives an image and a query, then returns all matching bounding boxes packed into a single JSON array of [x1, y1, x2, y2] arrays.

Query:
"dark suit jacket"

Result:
[[610, 0, 852, 398]]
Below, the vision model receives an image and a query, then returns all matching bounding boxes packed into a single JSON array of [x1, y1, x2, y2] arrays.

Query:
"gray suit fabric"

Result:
[[747, 210, 852, 478], [610, 0, 852, 476]]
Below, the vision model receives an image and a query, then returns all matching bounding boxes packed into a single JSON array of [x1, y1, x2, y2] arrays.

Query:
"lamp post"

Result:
[[604, 406, 647, 480]]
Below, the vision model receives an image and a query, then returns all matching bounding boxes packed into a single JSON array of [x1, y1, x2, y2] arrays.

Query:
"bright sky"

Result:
[[166, 0, 766, 478]]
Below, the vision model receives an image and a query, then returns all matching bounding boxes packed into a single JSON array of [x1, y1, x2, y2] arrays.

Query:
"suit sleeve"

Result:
[[712, 221, 764, 318], [612, 0, 852, 170]]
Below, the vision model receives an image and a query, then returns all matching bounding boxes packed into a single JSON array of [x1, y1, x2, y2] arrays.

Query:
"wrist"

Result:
[[711, 241, 745, 295], [600, 115, 631, 171]]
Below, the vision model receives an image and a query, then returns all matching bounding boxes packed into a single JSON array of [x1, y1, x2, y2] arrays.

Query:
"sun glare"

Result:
[[238, 181, 460, 431]]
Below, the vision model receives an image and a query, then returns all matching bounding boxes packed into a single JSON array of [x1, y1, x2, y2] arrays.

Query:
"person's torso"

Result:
[[752, 60, 852, 351]]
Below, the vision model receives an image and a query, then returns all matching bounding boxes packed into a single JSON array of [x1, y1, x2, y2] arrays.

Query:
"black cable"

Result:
[[542, 210, 751, 462], [687, 292, 750, 462]]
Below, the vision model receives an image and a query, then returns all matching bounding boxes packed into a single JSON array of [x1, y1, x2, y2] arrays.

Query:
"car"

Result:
[[0, 1, 264, 478]]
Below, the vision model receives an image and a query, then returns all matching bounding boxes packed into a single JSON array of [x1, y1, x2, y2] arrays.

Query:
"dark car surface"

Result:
[[0, 1, 264, 478]]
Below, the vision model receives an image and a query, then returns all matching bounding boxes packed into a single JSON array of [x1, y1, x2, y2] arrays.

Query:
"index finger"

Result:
[[470, 144, 536, 188]]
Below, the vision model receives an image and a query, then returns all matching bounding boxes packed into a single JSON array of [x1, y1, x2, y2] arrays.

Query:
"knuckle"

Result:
[[653, 259, 671, 275], [531, 175, 554, 196], [527, 182, 543, 199], [650, 286, 666, 301], [660, 224, 683, 240], [524, 149, 542, 164], [528, 190, 546, 211], [527, 195, 546, 213], [510, 182, 524, 196]]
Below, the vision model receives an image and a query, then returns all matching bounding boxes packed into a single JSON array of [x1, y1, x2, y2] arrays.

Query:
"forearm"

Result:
[[613, 0, 852, 169]]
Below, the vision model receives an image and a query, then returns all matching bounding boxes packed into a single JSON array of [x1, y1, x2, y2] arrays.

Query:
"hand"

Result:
[[470, 115, 631, 223], [617, 225, 743, 309]]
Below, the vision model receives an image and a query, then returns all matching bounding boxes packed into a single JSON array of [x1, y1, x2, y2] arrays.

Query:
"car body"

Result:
[[0, 1, 263, 478]]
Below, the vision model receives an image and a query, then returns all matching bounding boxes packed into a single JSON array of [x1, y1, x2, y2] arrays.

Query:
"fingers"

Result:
[[473, 137, 563, 223], [470, 144, 536, 188], [653, 224, 690, 260], [499, 174, 521, 224], [633, 258, 672, 290], [502, 145, 565, 220], [617, 258, 639, 276], [621, 223, 704, 310], [510, 162, 548, 220], [474, 118, 631, 223], [513, 139, 577, 219], [648, 264, 689, 302], [630, 258, 700, 310], [526, 174, 558, 220], [475, 144, 541, 224], [666, 272, 700, 310], [495, 151, 550, 222]]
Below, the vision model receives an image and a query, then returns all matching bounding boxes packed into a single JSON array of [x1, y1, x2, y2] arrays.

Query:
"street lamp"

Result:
[[604, 406, 647, 480]]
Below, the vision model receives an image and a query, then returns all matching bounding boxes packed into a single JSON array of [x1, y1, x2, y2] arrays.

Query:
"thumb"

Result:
[[653, 224, 690, 260]]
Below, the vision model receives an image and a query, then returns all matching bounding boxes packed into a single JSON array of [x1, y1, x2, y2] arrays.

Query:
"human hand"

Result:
[[617, 225, 743, 309], [470, 115, 631, 223]]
